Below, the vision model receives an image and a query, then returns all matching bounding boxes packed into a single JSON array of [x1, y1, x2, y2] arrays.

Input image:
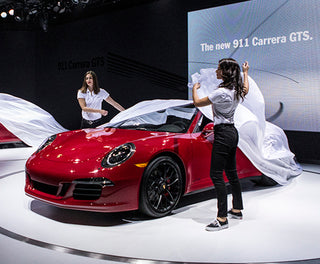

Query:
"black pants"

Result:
[[210, 123, 243, 218], [80, 118, 102, 129]]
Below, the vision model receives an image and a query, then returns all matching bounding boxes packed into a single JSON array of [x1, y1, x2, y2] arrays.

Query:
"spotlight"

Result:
[[53, 5, 60, 12], [53, 1, 67, 13], [14, 10, 24, 22], [8, 9, 14, 16], [39, 13, 49, 32], [29, 9, 38, 15], [72, 0, 80, 4], [58, 7, 66, 13], [15, 15, 23, 22], [1, 11, 7, 18]]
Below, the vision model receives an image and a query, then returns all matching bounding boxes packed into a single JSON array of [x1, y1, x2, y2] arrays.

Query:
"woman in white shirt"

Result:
[[193, 58, 249, 231], [77, 71, 125, 128]]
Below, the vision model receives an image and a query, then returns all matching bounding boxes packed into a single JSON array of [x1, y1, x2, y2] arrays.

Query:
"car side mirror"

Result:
[[201, 123, 214, 138]]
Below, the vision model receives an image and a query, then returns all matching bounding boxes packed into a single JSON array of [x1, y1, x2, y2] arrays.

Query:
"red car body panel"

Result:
[[25, 111, 261, 213], [0, 123, 22, 144]]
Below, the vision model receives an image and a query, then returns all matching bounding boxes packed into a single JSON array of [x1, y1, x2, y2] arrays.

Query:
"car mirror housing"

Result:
[[201, 123, 214, 138]]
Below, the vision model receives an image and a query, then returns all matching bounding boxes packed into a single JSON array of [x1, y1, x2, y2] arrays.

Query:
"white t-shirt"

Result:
[[77, 88, 110, 120], [208, 87, 239, 125]]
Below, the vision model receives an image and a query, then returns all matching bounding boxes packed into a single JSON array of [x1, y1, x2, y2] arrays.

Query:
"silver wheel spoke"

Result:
[[167, 178, 178, 187], [155, 195, 162, 209], [165, 190, 174, 202]]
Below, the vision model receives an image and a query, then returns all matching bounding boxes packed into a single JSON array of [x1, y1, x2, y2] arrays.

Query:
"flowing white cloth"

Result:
[[189, 68, 302, 185], [1, 85, 301, 184], [0, 93, 67, 147], [108, 99, 193, 125]]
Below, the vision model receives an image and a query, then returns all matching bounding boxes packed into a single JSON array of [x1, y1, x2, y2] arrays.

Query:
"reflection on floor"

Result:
[[0, 148, 320, 264]]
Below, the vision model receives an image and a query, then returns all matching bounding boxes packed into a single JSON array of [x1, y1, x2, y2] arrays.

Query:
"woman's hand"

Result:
[[242, 61, 249, 95], [192, 82, 211, 107], [242, 61, 249, 73], [100, 109, 108, 116], [193, 82, 201, 90]]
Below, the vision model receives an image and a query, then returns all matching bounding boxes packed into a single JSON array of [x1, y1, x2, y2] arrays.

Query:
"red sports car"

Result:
[[25, 102, 262, 217]]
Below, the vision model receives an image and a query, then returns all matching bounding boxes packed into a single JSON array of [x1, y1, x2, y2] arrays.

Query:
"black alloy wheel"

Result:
[[140, 156, 183, 218]]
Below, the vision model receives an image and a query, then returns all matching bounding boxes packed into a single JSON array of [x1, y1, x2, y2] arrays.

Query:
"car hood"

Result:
[[40, 127, 172, 163]]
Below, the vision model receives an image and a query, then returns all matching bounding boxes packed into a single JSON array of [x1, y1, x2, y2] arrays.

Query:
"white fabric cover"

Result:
[[189, 68, 302, 185], [0, 81, 301, 184], [0, 93, 67, 147], [108, 99, 193, 125]]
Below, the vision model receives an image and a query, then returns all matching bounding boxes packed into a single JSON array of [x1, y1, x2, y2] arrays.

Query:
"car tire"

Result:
[[139, 156, 183, 218]]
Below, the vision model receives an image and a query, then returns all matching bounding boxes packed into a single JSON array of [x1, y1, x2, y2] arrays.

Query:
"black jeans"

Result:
[[210, 123, 243, 218], [80, 118, 102, 129]]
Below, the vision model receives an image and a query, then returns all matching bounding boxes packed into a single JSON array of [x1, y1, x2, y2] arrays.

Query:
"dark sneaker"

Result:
[[205, 219, 228, 231], [228, 210, 243, 219]]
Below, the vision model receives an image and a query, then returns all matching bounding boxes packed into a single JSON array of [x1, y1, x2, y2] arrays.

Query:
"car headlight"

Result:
[[36, 134, 56, 153], [101, 143, 136, 168]]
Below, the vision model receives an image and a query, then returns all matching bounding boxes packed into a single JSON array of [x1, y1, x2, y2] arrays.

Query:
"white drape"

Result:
[[189, 68, 302, 185], [0, 84, 301, 184], [108, 99, 193, 125], [0, 93, 67, 147]]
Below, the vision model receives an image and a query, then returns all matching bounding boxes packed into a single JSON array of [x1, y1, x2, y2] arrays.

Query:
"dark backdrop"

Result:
[[0, 0, 318, 163]]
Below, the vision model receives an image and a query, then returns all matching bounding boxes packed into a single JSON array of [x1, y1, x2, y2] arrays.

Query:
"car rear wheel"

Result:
[[140, 156, 183, 218]]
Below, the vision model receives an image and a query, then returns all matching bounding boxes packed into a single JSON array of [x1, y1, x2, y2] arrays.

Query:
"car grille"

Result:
[[72, 177, 114, 200], [73, 183, 102, 200], [30, 177, 114, 201], [31, 180, 70, 197], [32, 180, 58, 196]]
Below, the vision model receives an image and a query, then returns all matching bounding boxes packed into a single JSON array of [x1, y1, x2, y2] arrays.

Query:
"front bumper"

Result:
[[25, 159, 144, 212]]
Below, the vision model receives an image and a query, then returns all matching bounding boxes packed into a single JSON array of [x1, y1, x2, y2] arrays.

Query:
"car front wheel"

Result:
[[140, 156, 183, 218]]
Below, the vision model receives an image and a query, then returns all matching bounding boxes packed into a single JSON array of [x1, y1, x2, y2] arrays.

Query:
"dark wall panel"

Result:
[[0, 31, 36, 102], [33, 1, 189, 129], [0, 0, 318, 163]]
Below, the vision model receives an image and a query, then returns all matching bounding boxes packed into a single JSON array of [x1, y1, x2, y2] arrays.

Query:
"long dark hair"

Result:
[[218, 58, 246, 101], [79, 71, 100, 94]]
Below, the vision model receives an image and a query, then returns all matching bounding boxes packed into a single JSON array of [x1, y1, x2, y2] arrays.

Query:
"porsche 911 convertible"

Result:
[[25, 102, 262, 217]]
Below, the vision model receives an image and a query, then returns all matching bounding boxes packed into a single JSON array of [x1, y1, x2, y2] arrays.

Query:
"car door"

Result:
[[186, 115, 215, 193]]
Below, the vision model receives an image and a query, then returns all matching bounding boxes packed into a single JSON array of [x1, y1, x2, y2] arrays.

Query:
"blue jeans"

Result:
[[210, 123, 243, 218]]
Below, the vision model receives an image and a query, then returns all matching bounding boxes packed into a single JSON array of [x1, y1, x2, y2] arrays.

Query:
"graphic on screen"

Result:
[[188, 0, 320, 132]]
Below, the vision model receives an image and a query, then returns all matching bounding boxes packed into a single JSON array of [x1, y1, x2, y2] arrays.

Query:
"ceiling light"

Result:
[[58, 7, 66, 13], [39, 13, 49, 32], [8, 9, 14, 16], [29, 9, 38, 15], [14, 10, 24, 22], [15, 16, 23, 22], [1, 12, 7, 18], [53, 6, 60, 12]]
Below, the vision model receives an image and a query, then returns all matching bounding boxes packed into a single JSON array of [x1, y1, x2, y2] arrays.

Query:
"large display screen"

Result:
[[188, 0, 320, 132]]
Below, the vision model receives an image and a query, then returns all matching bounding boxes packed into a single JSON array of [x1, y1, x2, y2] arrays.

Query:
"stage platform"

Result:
[[0, 147, 319, 264]]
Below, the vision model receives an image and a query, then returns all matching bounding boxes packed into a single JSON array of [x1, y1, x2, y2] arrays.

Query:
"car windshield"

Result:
[[105, 104, 198, 133]]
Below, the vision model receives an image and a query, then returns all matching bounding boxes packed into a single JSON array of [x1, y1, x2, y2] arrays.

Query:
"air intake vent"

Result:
[[72, 177, 113, 200], [73, 183, 102, 200], [32, 180, 59, 196]]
